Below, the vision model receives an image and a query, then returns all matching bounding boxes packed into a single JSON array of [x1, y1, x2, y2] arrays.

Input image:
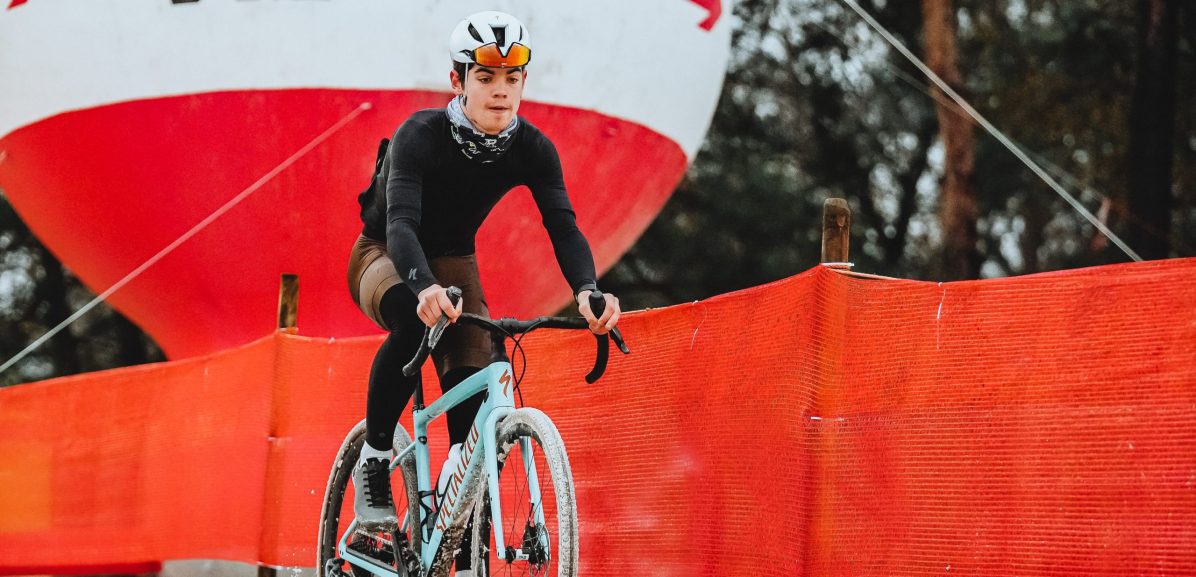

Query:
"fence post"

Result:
[[262, 275, 296, 577], [821, 198, 853, 268], [277, 274, 299, 332]]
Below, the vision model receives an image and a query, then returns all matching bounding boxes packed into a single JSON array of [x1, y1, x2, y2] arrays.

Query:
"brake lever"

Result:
[[427, 315, 450, 350], [427, 286, 462, 349], [586, 291, 630, 353], [610, 328, 630, 354], [401, 286, 462, 377]]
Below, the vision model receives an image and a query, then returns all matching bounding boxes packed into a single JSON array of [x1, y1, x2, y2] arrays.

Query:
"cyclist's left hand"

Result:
[[577, 290, 620, 335]]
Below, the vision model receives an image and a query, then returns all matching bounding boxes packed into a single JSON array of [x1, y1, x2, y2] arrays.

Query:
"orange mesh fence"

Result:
[[1, 259, 1194, 574]]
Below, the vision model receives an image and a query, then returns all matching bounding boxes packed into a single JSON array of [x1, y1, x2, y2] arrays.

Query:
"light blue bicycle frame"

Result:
[[337, 360, 548, 576]]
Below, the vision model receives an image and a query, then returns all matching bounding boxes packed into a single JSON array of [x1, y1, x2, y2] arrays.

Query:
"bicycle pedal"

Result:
[[323, 557, 351, 577]]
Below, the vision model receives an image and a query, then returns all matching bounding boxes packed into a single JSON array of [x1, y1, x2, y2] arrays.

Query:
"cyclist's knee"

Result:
[[378, 283, 418, 332]]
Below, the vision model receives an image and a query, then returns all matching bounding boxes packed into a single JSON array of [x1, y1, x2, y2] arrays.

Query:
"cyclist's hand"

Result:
[[416, 284, 462, 327], [577, 290, 620, 335]]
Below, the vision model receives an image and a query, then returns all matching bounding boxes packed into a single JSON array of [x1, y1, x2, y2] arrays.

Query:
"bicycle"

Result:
[[318, 287, 629, 577]]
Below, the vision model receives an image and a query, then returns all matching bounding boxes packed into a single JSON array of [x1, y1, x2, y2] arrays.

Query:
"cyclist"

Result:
[[345, 9, 620, 572]]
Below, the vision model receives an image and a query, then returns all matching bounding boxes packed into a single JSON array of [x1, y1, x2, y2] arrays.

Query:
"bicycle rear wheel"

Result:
[[470, 408, 578, 577], [318, 420, 422, 577]]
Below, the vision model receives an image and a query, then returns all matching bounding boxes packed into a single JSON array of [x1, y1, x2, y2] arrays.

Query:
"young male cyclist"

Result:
[[345, 10, 621, 569]]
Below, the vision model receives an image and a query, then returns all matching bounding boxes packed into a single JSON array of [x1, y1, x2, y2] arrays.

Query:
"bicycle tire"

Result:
[[470, 408, 578, 577], [317, 419, 422, 577]]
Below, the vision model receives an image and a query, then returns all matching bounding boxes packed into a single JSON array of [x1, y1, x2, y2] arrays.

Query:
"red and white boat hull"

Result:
[[0, 1, 731, 359]]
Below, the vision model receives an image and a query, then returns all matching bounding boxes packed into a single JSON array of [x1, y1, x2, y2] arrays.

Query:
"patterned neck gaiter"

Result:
[[445, 95, 519, 163]]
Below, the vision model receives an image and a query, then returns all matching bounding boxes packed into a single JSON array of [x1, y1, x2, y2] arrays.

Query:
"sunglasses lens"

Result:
[[473, 43, 531, 67]]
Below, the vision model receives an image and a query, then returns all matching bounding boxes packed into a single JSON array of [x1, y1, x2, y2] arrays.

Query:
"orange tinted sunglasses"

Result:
[[472, 42, 531, 68]]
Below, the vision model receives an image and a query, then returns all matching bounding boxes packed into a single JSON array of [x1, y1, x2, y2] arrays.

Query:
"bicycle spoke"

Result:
[[504, 439, 551, 576], [508, 438, 528, 548]]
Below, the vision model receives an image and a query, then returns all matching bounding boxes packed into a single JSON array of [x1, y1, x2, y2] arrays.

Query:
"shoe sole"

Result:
[[356, 517, 399, 531]]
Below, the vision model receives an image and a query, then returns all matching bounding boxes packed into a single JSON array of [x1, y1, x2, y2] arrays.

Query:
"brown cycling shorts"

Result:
[[347, 234, 494, 374]]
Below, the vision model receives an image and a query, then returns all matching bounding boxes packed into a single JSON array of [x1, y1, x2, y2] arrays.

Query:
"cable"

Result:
[[0, 102, 373, 378], [808, 16, 1192, 258], [835, 0, 1142, 261], [509, 321, 544, 408]]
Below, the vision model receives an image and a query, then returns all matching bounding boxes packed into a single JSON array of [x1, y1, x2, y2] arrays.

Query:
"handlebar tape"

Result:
[[585, 291, 610, 384]]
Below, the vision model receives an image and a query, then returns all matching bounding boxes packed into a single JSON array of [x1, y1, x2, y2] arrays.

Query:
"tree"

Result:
[[606, 0, 1194, 308], [1124, 0, 1182, 259], [923, 0, 980, 280], [0, 189, 163, 387], [604, 0, 942, 307]]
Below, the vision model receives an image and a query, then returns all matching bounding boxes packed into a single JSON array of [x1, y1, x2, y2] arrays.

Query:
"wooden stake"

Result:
[[277, 274, 298, 332], [821, 198, 852, 267]]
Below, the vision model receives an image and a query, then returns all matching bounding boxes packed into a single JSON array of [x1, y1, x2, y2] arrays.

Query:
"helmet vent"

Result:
[[493, 25, 506, 48], [467, 23, 483, 43]]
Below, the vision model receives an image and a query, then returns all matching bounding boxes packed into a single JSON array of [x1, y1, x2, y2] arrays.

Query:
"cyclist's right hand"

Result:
[[577, 290, 620, 335], [416, 284, 463, 327]]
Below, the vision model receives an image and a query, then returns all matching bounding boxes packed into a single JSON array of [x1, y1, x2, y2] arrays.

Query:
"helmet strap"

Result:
[[460, 63, 470, 107]]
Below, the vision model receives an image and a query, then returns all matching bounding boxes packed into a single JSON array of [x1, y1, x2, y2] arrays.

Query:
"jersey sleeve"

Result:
[[385, 117, 439, 296], [525, 133, 599, 297]]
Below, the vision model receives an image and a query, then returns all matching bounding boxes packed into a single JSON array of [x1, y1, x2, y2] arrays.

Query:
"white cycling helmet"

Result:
[[449, 11, 532, 68]]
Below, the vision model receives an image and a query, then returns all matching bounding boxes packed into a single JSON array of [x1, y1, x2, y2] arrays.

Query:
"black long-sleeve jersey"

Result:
[[359, 109, 598, 297]]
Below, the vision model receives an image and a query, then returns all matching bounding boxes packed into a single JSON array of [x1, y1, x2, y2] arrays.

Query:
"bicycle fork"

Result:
[[482, 409, 550, 562]]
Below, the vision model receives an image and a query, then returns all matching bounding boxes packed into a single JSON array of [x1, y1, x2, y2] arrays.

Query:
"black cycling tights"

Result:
[[365, 286, 485, 452]]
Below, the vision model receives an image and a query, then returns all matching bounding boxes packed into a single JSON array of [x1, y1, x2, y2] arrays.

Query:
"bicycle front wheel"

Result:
[[470, 408, 578, 577]]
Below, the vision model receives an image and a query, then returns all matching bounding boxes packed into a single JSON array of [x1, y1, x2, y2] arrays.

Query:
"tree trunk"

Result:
[[923, 0, 980, 279], [1125, 0, 1179, 260], [113, 312, 151, 367], [1020, 194, 1048, 275], [36, 253, 81, 377]]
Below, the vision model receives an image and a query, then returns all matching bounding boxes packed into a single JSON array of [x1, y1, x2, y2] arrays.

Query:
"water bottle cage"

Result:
[[417, 489, 438, 541]]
